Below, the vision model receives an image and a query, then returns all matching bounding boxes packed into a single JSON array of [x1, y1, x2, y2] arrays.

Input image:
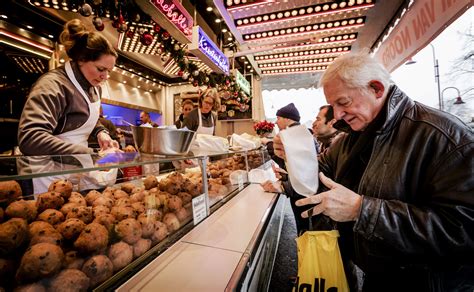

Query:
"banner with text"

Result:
[[234, 70, 251, 95], [374, 0, 471, 72], [189, 26, 229, 75]]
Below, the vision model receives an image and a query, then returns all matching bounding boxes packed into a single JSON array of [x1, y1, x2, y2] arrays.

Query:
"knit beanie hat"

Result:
[[276, 103, 300, 122]]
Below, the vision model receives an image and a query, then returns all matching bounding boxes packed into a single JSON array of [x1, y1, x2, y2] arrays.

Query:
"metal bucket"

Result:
[[131, 126, 196, 155]]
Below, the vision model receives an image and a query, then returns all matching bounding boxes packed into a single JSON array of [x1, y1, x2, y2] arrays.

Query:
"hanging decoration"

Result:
[[27, 0, 252, 113]]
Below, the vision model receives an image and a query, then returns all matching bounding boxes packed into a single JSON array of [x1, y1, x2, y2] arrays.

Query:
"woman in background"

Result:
[[174, 99, 195, 129], [183, 88, 219, 135]]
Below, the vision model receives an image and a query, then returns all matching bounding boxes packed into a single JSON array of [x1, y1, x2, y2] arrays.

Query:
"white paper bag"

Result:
[[279, 125, 318, 196], [191, 134, 229, 152], [230, 133, 261, 150]]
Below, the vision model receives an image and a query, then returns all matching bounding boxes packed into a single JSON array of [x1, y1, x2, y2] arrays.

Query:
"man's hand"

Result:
[[261, 180, 283, 193], [273, 134, 286, 160], [295, 172, 362, 222], [98, 131, 120, 151]]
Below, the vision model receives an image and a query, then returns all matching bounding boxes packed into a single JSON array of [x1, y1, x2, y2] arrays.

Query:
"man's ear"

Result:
[[328, 119, 337, 127], [369, 80, 385, 98]]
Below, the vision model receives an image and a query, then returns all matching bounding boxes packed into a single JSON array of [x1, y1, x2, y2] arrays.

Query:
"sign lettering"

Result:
[[149, 0, 193, 36], [234, 70, 251, 95], [189, 26, 230, 75], [374, 0, 470, 72]]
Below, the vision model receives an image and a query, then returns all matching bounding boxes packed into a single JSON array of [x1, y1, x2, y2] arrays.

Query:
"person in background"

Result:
[[18, 19, 119, 155], [175, 99, 195, 129], [265, 103, 317, 235], [273, 51, 473, 291], [312, 105, 343, 153], [139, 111, 158, 127], [183, 88, 219, 135]]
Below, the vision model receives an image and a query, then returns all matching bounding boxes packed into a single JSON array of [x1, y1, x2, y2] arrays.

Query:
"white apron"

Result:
[[197, 109, 215, 135], [32, 61, 117, 194]]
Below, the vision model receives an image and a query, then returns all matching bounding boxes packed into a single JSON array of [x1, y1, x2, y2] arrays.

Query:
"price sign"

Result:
[[192, 193, 207, 225]]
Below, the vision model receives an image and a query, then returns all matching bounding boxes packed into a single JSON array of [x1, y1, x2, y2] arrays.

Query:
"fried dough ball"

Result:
[[175, 208, 191, 223], [84, 190, 101, 206], [131, 187, 144, 194], [81, 255, 113, 288], [29, 228, 62, 246], [64, 250, 84, 270], [131, 202, 145, 214], [37, 209, 64, 225], [133, 238, 151, 258], [176, 192, 192, 205], [182, 180, 201, 197], [112, 189, 129, 200], [0, 258, 16, 281], [48, 179, 73, 200], [92, 205, 110, 218], [119, 182, 136, 194], [167, 196, 183, 212], [0, 218, 28, 255], [110, 206, 136, 221], [68, 192, 86, 207], [13, 283, 46, 292], [115, 198, 131, 207], [92, 196, 114, 209], [129, 191, 145, 204], [115, 218, 142, 245], [28, 221, 55, 238], [137, 215, 156, 239], [143, 175, 158, 190], [60, 202, 81, 216], [48, 269, 90, 292], [57, 218, 86, 241], [108, 242, 133, 272], [92, 214, 116, 233], [36, 192, 64, 213], [138, 208, 162, 222], [150, 221, 168, 244], [167, 172, 185, 185], [16, 243, 64, 282], [163, 182, 180, 195], [162, 213, 180, 232], [143, 194, 160, 209], [74, 223, 108, 255], [5, 200, 37, 222], [66, 206, 93, 224], [0, 181, 22, 203]]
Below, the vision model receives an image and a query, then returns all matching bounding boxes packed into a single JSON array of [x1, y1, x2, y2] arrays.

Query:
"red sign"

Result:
[[374, 0, 471, 72], [144, 0, 193, 43]]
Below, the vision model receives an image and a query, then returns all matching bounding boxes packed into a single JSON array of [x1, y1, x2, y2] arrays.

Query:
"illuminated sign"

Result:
[[234, 70, 250, 95], [136, 0, 193, 43], [189, 26, 229, 75]]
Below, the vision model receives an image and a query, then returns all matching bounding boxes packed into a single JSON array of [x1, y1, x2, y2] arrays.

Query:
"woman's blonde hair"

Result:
[[199, 88, 220, 111], [60, 19, 117, 62]]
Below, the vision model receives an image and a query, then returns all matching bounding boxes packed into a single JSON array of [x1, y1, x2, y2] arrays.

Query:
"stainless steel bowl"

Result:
[[131, 126, 196, 155]]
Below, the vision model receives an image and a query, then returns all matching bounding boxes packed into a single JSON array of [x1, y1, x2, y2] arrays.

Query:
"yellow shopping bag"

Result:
[[294, 230, 349, 292]]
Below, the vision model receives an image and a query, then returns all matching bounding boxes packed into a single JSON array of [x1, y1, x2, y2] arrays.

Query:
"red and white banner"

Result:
[[374, 0, 472, 72]]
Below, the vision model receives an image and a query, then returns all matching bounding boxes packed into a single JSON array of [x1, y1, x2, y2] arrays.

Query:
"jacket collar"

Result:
[[70, 61, 94, 94], [334, 85, 413, 134]]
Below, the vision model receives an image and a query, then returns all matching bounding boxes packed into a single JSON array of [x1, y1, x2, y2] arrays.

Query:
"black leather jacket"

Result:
[[319, 85, 474, 291]]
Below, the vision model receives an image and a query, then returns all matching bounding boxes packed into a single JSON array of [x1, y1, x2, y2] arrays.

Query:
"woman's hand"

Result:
[[97, 131, 120, 151], [295, 172, 362, 222]]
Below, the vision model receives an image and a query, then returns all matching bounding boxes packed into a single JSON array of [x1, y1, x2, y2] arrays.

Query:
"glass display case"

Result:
[[0, 148, 271, 291]]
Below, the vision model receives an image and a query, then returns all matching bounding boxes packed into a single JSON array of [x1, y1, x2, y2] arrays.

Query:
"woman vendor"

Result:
[[183, 88, 219, 135], [18, 19, 119, 155], [17, 19, 120, 194]]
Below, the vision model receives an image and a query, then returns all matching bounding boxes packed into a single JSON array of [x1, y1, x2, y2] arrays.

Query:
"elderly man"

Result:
[[312, 105, 342, 153], [273, 51, 473, 291]]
